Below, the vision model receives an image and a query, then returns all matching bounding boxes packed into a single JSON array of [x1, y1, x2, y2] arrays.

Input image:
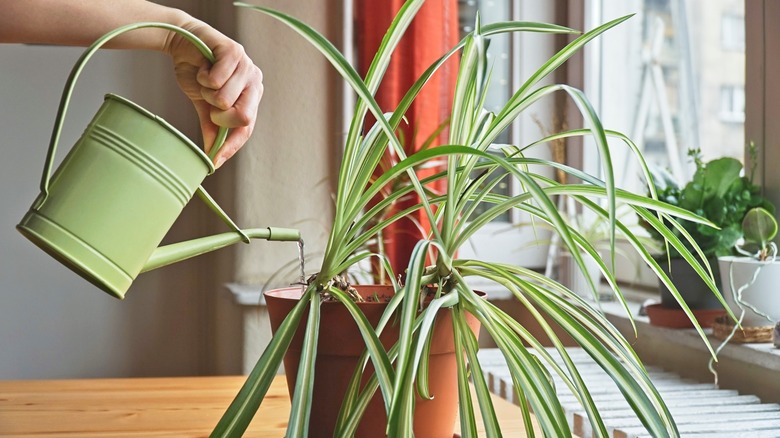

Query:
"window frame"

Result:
[[745, 1, 779, 211]]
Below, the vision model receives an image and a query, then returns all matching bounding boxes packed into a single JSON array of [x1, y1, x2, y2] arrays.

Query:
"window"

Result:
[[720, 85, 745, 123], [587, 0, 747, 287], [454, 1, 751, 291], [589, 0, 746, 184], [721, 12, 745, 51]]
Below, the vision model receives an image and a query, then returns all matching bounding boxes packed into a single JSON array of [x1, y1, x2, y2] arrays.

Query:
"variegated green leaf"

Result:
[[285, 294, 321, 437], [210, 287, 315, 437]]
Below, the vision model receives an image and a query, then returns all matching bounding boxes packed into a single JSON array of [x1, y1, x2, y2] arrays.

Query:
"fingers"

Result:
[[194, 93, 256, 169], [196, 40, 244, 90], [197, 45, 263, 167], [197, 43, 263, 126], [199, 73, 261, 168], [168, 21, 263, 166], [209, 79, 263, 127]]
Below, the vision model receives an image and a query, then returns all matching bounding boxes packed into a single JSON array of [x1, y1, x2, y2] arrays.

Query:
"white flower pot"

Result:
[[718, 256, 780, 327]]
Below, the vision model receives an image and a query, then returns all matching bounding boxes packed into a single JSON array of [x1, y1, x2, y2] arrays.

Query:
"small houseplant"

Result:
[[641, 148, 773, 315], [211, 2, 727, 437], [709, 207, 778, 380]]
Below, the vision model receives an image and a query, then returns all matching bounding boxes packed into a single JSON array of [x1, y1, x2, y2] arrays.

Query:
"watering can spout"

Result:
[[141, 227, 301, 273]]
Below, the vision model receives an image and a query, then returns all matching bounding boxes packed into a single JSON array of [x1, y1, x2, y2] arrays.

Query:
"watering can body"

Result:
[[18, 24, 299, 299]]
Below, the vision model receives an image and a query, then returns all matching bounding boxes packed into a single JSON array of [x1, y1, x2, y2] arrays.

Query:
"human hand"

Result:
[[164, 19, 262, 168]]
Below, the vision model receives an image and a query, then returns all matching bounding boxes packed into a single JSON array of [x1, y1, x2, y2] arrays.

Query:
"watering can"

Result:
[[17, 23, 300, 299]]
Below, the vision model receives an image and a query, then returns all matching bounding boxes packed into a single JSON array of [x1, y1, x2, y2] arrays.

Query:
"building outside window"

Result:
[[591, 0, 745, 184]]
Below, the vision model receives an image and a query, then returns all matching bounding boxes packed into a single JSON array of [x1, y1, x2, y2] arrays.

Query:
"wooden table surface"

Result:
[[0, 374, 541, 437]]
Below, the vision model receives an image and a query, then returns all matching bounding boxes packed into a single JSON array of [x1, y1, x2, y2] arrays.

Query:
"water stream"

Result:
[[297, 238, 306, 291]]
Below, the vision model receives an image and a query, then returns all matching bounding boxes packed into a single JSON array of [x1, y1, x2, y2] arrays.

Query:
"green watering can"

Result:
[[17, 23, 300, 299]]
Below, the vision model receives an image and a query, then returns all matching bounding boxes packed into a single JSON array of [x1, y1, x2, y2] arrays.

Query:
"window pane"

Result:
[[459, 0, 513, 145], [589, 0, 746, 287], [594, 0, 745, 189], [467, 154, 513, 223], [721, 12, 745, 51], [454, 0, 558, 270]]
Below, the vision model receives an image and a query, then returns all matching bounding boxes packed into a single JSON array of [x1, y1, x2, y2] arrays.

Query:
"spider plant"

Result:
[[212, 1, 728, 436]]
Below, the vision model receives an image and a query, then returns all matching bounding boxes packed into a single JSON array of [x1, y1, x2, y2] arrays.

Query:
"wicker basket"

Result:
[[712, 315, 774, 343]]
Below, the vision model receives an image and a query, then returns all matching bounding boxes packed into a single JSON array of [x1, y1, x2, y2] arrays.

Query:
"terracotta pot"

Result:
[[265, 285, 481, 438], [644, 303, 725, 328]]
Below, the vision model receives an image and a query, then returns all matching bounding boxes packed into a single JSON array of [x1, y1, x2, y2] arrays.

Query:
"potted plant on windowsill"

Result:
[[211, 2, 727, 437], [708, 207, 778, 381], [640, 148, 773, 328]]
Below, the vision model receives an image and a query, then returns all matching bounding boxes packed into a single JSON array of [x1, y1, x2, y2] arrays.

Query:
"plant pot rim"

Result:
[[264, 285, 487, 303], [645, 303, 726, 328], [653, 254, 719, 260], [718, 255, 780, 264], [264, 284, 396, 304]]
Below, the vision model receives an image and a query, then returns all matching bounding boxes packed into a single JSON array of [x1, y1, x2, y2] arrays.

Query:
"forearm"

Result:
[[2, 0, 262, 166], [0, 0, 191, 51]]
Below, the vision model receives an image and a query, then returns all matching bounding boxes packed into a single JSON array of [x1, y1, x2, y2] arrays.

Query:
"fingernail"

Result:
[[215, 157, 226, 168]]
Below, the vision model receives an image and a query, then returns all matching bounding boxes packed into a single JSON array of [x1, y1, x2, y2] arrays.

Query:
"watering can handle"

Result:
[[39, 22, 228, 202]]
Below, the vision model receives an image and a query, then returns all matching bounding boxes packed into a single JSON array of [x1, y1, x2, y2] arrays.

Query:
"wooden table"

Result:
[[0, 374, 541, 437]]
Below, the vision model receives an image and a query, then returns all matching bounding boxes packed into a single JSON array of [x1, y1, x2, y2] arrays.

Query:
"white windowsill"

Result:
[[226, 283, 266, 306], [594, 286, 780, 404], [596, 298, 780, 373], [226, 281, 780, 372]]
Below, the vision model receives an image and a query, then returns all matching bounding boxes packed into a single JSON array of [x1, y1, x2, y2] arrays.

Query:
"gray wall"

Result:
[[232, 1, 340, 285], [0, 43, 213, 379]]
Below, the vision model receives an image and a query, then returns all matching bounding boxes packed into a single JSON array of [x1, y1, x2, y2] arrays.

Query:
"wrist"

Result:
[[159, 8, 199, 55]]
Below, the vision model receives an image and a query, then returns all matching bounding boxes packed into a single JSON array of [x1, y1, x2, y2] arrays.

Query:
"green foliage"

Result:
[[212, 3, 733, 437], [642, 149, 774, 257], [739, 207, 778, 260], [743, 206, 778, 244]]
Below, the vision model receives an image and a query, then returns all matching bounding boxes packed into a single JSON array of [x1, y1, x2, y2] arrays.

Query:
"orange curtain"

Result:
[[355, 0, 460, 278]]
